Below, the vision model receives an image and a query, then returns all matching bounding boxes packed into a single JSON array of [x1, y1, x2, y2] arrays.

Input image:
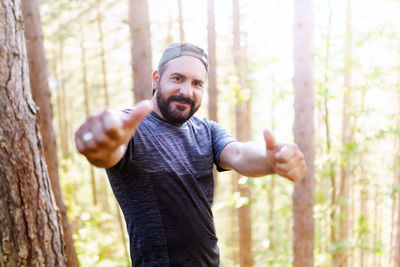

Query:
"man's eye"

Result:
[[173, 76, 181, 81], [194, 81, 203, 88]]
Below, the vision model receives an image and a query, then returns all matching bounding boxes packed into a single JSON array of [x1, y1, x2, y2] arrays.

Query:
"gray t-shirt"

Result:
[[106, 111, 234, 266]]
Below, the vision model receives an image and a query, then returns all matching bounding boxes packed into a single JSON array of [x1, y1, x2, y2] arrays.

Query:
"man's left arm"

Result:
[[218, 129, 307, 182]]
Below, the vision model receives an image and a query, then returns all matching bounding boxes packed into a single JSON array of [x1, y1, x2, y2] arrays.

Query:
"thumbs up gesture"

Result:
[[75, 100, 153, 168], [263, 129, 307, 182]]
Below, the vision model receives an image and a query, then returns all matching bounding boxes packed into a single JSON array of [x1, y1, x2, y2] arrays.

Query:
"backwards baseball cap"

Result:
[[158, 42, 208, 72]]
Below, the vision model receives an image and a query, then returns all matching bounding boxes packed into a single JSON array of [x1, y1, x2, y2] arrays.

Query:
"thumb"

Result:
[[123, 100, 153, 130], [263, 129, 276, 151]]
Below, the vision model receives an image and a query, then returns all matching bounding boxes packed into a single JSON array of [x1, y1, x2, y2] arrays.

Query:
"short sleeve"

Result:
[[208, 120, 236, 172]]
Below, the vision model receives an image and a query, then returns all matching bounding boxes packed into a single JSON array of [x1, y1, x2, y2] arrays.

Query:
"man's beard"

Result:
[[156, 88, 199, 124]]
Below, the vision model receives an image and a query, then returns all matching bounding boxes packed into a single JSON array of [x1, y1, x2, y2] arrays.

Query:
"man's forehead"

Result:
[[163, 56, 207, 79]]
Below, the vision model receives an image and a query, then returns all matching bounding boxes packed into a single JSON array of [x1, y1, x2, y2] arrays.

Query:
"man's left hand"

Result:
[[263, 129, 307, 182]]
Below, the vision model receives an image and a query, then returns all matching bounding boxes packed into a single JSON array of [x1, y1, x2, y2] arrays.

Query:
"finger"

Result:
[[275, 145, 296, 163], [286, 165, 307, 182], [123, 100, 153, 130], [263, 129, 275, 150], [276, 154, 303, 173], [91, 118, 115, 149], [102, 110, 124, 140], [75, 132, 85, 153]]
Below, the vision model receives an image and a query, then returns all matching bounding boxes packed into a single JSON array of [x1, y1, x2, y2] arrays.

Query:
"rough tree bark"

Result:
[[20, 0, 79, 265], [129, 0, 153, 103], [233, 0, 253, 266], [292, 0, 315, 266], [0, 1, 67, 266]]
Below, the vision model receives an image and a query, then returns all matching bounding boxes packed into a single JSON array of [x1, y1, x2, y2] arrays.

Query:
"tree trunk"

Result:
[[79, 23, 98, 206], [56, 38, 70, 156], [0, 1, 67, 265], [116, 200, 130, 264], [177, 0, 185, 42], [96, 0, 110, 107], [320, 2, 339, 258], [96, 0, 111, 213], [129, 0, 153, 103], [393, 71, 400, 267], [207, 0, 217, 123], [233, 0, 253, 266], [292, 0, 315, 266], [336, 0, 352, 266], [267, 78, 276, 266], [21, 0, 79, 266]]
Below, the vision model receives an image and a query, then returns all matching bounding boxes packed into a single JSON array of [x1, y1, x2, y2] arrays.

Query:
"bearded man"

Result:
[[75, 42, 307, 266]]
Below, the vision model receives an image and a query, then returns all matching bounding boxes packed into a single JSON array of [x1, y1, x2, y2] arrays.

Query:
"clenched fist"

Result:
[[263, 129, 307, 182], [75, 100, 153, 168]]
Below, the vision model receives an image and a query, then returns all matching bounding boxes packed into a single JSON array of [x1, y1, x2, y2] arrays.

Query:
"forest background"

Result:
[[1, 0, 400, 266]]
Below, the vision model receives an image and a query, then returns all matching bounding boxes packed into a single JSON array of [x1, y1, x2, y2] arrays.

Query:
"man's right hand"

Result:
[[74, 100, 153, 168]]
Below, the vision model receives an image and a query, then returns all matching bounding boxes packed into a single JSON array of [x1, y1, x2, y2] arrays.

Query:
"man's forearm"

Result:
[[220, 141, 275, 177]]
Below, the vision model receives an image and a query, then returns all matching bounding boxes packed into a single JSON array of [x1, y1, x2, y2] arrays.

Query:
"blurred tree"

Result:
[[336, 0, 353, 265], [317, 1, 339, 259], [177, 0, 185, 42], [207, 0, 217, 123], [392, 63, 400, 267], [267, 77, 277, 266], [233, 0, 253, 266], [56, 37, 70, 156], [0, 1, 67, 265], [96, 0, 110, 108], [78, 21, 98, 207], [129, 0, 153, 103], [95, 0, 111, 214], [292, 0, 315, 266], [21, 0, 79, 266]]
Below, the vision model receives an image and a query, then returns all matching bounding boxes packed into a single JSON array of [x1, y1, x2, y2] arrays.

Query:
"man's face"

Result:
[[154, 56, 207, 124]]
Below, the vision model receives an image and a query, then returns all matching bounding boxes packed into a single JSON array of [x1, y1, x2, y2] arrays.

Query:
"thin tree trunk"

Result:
[[233, 0, 253, 266], [268, 78, 276, 266], [359, 158, 367, 267], [321, 1, 339, 259], [207, 0, 218, 185], [293, 0, 315, 266], [129, 0, 153, 103], [337, 1, 352, 266], [56, 38, 69, 156], [116, 199, 130, 264], [96, 0, 111, 213], [177, 0, 185, 42], [207, 0, 217, 123], [96, 0, 110, 107], [79, 23, 97, 206], [0, 1, 67, 265], [21, 0, 79, 265], [393, 65, 400, 267], [165, 15, 174, 45], [373, 185, 381, 267]]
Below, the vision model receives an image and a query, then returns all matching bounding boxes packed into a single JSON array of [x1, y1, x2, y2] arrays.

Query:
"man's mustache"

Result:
[[168, 95, 195, 107]]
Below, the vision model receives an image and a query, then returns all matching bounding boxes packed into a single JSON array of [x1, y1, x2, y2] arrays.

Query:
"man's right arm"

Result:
[[74, 100, 153, 169]]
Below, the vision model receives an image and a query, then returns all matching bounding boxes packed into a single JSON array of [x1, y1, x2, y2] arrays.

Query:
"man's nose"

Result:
[[179, 81, 193, 97]]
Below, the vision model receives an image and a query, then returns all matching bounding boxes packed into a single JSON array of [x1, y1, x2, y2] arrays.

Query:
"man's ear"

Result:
[[152, 70, 159, 90]]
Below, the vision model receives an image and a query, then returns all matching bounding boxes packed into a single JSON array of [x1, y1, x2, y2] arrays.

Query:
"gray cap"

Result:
[[158, 42, 208, 71]]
